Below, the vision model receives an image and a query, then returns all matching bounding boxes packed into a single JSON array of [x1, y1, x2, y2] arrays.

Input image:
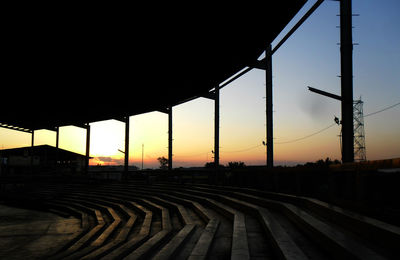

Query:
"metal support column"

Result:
[[55, 127, 59, 148], [168, 106, 173, 171], [266, 44, 274, 168], [31, 130, 34, 172], [340, 0, 354, 163], [124, 116, 130, 175], [85, 123, 90, 174], [214, 85, 220, 168], [55, 127, 60, 169]]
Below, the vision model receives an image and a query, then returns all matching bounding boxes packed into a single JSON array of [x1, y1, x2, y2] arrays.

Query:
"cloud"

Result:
[[94, 156, 124, 165], [299, 93, 333, 122]]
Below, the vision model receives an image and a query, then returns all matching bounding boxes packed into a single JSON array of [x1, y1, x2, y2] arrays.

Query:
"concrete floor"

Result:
[[0, 205, 82, 259]]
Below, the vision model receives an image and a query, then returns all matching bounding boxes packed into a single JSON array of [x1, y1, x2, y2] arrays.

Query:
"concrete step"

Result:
[[39, 186, 155, 259], [4, 181, 397, 260], [52, 188, 145, 258], [92, 184, 227, 259], [107, 185, 217, 260], [74, 188, 170, 259], [123, 198, 172, 259], [81, 202, 138, 259], [185, 184, 388, 260], [59, 196, 124, 260], [121, 185, 250, 260], [44, 201, 89, 229], [195, 183, 400, 254], [48, 199, 105, 259], [146, 196, 196, 260], [111, 183, 305, 259], [150, 184, 306, 260], [102, 201, 153, 259]]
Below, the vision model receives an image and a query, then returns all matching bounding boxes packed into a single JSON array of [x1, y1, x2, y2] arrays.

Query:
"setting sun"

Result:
[[89, 120, 124, 157]]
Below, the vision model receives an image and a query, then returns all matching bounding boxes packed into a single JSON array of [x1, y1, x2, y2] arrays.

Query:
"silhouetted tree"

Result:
[[204, 162, 224, 169], [157, 156, 168, 170], [227, 161, 246, 169], [333, 159, 341, 165], [303, 157, 341, 168]]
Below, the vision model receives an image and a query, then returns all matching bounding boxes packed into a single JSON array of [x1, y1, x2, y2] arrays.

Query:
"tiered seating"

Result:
[[4, 181, 399, 259]]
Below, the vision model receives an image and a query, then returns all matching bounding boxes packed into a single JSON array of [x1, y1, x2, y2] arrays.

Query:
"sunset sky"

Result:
[[1, 0, 399, 168]]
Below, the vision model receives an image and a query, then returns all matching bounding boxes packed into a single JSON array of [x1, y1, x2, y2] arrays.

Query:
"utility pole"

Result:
[[168, 106, 173, 171], [124, 116, 130, 175], [214, 85, 220, 169], [85, 123, 90, 174], [265, 44, 273, 168], [308, 0, 355, 163], [340, 0, 354, 163]]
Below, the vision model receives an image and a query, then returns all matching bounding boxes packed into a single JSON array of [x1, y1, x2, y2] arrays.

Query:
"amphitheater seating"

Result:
[[3, 180, 400, 259]]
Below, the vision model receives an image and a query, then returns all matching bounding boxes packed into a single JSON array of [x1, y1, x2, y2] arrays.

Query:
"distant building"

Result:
[[0, 145, 89, 175]]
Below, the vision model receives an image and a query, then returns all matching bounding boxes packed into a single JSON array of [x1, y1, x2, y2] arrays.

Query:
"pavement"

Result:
[[0, 204, 82, 259]]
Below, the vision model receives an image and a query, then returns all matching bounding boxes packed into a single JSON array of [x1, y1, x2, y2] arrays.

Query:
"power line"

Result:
[[171, 101, 400, 156], [275, 123, 337, 144], [364, 101, 400, 117], [274, 100, 400, 145], [174, 152, 209, 158], [222, 144, 263, 153]]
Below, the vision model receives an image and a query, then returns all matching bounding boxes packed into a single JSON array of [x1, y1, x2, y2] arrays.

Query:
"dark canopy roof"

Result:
[[1, 1, 306, 131]]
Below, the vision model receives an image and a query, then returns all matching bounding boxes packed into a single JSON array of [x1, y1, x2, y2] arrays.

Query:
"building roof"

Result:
[[1, 1, 306, 131], [0, 145, 88, 159]]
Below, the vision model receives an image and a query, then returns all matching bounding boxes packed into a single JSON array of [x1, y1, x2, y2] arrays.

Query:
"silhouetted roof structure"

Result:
[[0, 145, 88, 159], [1, 1, 306, 131]]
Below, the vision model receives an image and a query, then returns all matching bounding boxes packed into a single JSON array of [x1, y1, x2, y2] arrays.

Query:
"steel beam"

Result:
[[308, 86, 342, 101], [340, 0, 354, 163], [55, 127, 59, 148], [221, 0, 324, 89], [31, 130, 35, 147], [272, 0, 325, 56], [266, 45, 274, 168], [157, 108, 169, 114], [214, 86, 220, 168], [0, 123, 32, 133], [124, 116, 130, 174], [85, 123, 90, 174], [220, 67, 252, 89], [168, 106, 173, 171], [200, 91, 216, 100], [31, 130, 35, 173]]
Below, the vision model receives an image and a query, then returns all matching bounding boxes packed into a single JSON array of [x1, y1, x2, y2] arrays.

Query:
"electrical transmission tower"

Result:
[[353, 98, 366, 161]]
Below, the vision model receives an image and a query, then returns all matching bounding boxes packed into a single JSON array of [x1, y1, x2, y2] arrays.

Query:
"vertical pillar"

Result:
[[214, 86, 220, 169], [124, 116, 130, 174], [55, 127, 59, 148], [31, 130, 35, 147], [85, 123, 90, 174], [168, 106, 173, 171], [31, 130, 34, 172], [55, 127, 60, 169], [266, 44, 274, 168], [340, 0, 354, 163]]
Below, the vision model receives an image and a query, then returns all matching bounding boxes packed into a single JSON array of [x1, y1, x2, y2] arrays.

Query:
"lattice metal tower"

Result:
[[353, 98, 366, 161]]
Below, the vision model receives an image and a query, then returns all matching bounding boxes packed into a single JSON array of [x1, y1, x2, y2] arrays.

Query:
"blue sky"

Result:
[[1, 0, 399, 167]]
